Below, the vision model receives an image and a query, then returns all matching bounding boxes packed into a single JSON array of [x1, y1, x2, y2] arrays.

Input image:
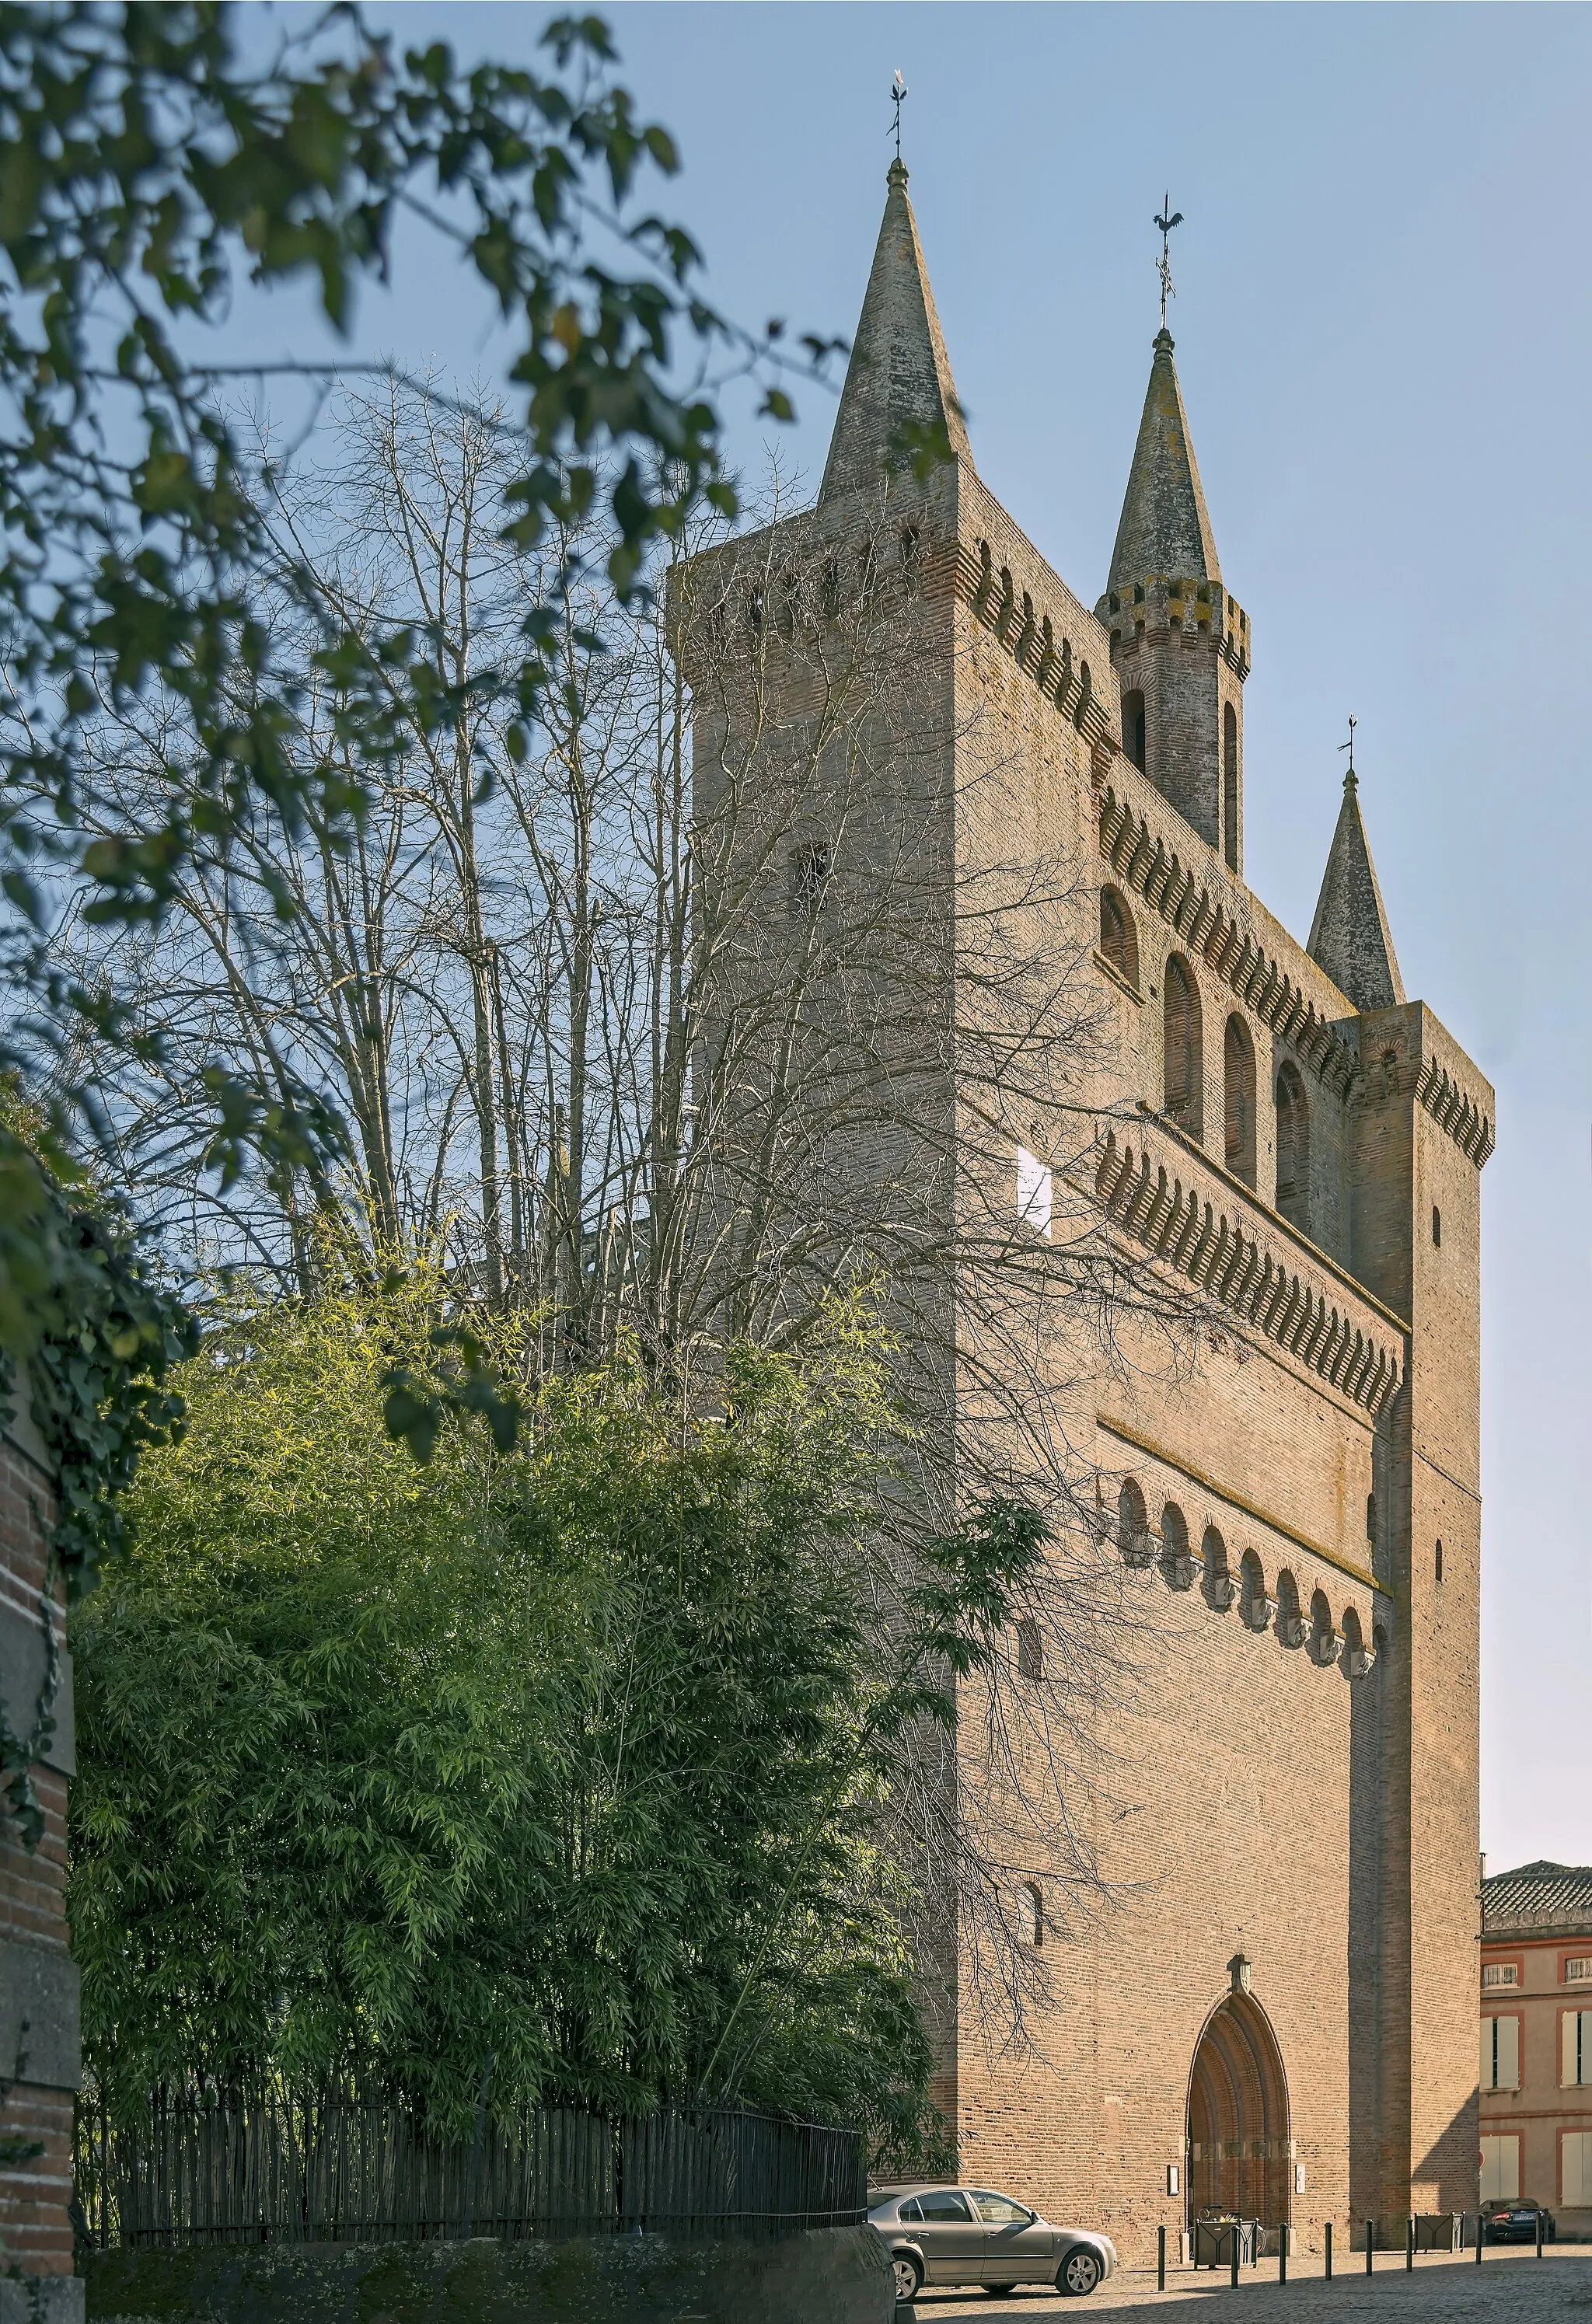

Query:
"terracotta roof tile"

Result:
[[1482, 1860, 1592, 1934]]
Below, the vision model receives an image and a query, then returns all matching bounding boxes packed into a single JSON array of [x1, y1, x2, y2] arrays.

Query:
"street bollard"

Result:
[[1325, 2220, 1332, 2279], [1475, 2210, 1483, 2263], [1365, 2217, 1374, 2274], [1231, 2226, 1240, 2288], [1279, 2230, 1287, 2284], [1158, 2224, 1166, 2291], [1537, 2209, 1545, 2259], [1406, 2215, 1415, 2271]]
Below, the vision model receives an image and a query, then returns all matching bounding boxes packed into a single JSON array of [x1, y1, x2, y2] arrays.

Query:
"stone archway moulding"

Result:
[[1185, 1974, 1295, 2235]]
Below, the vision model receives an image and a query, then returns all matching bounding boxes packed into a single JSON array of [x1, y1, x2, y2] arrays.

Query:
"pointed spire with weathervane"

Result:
[[1097, 201, 1248, 867], [819, 79, 972, 502], [1307, 720, 1405, 1012], [1107, 203, 1220, 594]]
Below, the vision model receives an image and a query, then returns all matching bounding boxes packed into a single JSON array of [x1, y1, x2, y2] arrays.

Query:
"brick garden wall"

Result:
[[0, 1405, 81, 2294]]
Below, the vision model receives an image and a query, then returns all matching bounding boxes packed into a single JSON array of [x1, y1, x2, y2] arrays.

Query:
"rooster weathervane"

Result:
[[1154, 195, 1183, 329]]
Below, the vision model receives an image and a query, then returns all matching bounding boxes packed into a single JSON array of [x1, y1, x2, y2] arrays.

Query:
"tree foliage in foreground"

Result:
[[69, 1275, 1043, 2152], [0, 2, 820, 1367]]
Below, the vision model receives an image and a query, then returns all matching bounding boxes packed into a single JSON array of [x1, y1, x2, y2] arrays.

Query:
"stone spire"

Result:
[[1097, 330, 1246, 866], [819, 159, 971, 501], [1307, 772, 1405, 1012], [1108, 329, 1221, 592]]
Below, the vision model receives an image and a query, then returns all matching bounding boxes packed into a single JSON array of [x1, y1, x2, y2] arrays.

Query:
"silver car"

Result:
[[868, 2182, 1117, 2301]]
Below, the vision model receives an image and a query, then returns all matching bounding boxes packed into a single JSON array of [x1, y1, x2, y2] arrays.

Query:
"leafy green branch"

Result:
[[0, 3, 838, 1363]]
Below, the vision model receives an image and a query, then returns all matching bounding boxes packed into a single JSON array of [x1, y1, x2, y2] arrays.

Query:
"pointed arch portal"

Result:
[[1187, 1990, 1291, 2229]]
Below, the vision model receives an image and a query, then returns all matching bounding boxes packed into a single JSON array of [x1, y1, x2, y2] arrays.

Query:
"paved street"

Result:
[[906, 2248, 1592, 2320]]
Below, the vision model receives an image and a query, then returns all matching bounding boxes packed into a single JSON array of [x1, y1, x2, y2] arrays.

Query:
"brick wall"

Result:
[[0, 1404, 82, 2310], [686, 416, 1490, 2271]]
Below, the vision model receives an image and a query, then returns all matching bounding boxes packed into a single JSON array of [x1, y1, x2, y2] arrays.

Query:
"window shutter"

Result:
[[1566, 2133, 1592, 2208], [1482, 2019, 1494, 2091], [1498, 2016, 1520, 2090], [1481, 2137, 1520, 2204]]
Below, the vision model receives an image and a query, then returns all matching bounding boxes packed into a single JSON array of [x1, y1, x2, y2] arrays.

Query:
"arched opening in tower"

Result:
[[1186, 1991, 1292, 2235]]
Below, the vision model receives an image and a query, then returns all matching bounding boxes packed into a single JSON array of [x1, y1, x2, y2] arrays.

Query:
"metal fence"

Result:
[[75, 2089, 865, 2248]]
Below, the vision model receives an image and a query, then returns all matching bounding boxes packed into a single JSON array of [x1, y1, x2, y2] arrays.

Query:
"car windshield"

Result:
[[970, 2191, 1032, 2225]]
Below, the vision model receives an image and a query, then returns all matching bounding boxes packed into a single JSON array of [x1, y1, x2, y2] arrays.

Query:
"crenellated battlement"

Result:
[[1097, 572, 1250, 679]]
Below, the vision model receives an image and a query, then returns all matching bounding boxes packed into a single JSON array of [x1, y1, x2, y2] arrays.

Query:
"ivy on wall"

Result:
[[1, 1173, 191, 1843]]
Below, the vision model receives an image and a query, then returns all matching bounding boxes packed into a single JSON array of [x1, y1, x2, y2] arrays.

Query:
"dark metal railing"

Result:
[[74, 2088, 864, 2247]]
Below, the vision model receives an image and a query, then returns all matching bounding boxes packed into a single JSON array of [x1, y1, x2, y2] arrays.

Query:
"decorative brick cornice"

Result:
[[1416, 1057, 1495, 1167], [1094, 1123, 1403, 1419], [956, 536, 1118, 760], [1098, 783, 1358, 1097]]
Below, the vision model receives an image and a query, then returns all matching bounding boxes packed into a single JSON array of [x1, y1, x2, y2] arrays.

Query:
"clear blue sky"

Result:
[[260, 2, 1590, 1872]]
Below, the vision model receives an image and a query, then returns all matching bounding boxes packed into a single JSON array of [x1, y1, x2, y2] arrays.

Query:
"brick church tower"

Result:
[[683, 161, 1492, 2260]]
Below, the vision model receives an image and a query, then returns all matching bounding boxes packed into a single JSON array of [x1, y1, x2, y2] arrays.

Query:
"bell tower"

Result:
[[1095, 330, 1250, 871]]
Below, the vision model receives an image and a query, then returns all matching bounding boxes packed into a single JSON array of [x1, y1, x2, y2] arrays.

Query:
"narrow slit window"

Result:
[[1099, 887, 1137, 986], [1118, 1477, 1148, 1562], [790, 840, 832, 918], [1122, 689, 1147, 773], [1224, 1014, 1256, 1185], [1162, 957, 1200, 1129], [1275, 1062, 1310, 1229]]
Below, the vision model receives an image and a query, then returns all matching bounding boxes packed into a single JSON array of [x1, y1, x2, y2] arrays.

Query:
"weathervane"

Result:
[[890, 69, 907, 162], [1154, 194, 1183, 329], [1339, 714, 1358, 788]]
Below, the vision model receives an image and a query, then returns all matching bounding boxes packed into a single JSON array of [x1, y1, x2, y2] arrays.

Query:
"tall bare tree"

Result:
[[56, 382, 1199, 2073]]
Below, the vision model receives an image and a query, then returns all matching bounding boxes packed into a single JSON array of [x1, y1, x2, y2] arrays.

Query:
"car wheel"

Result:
[[1058, 2246, 1103, 2296], [892, 2251, 923, 2304]]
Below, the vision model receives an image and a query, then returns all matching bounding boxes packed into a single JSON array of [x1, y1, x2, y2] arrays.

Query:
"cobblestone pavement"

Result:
[[905, 2248, 1592, 2321]]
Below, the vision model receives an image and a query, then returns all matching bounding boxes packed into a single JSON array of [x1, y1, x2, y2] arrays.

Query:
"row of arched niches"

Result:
[[1112, 1476, 1383, 1679]]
